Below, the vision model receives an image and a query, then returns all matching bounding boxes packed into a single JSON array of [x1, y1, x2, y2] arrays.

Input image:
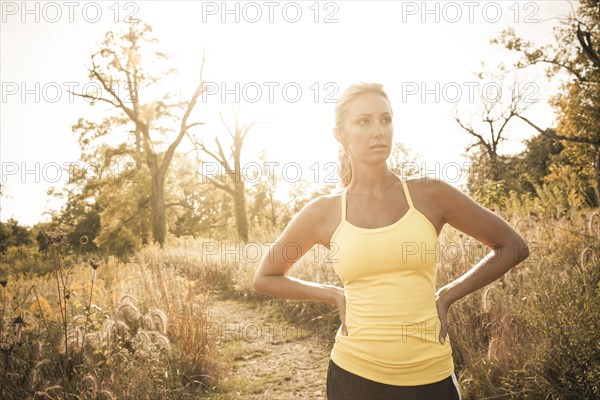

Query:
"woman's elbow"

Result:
[[515, 238, 530, 264], [253, 269, 274, 294], [253, 275, 265, 293]]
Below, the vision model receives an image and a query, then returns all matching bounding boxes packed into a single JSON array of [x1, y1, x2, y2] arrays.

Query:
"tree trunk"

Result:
[[151, 173, 166, 247], [140, 219, 149, 245], [595, 146, 600, 206], [233, 182, 249, 243], [488, 153, 502, 182], [269, 190, 277, 228]]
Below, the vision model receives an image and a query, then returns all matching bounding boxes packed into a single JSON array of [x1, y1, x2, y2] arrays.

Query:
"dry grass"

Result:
[[160, 208, 600, 399], [1, 205, 598, 399], [0, 243, 221, 399], [435, 208, 600, 399]]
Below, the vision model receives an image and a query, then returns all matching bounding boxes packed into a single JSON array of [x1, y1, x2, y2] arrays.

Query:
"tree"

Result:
[[188, 109, 262, 243], [504, 132, 566, 196], [387, 141, 420, 179], [71, 22, 207, 247], [167, 154, 231, 240], [246, 150, 281, 232], [276, 178, 338, 230], [454, 70, 533, 186], [0, 218, 33, 253], [492, 0, 600, 205]]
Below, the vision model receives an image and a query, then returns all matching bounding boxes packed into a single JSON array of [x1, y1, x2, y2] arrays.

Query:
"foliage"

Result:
[[63, 21, 209, 248], [0, 219, 33, 253], [491, 0, 600, 204]]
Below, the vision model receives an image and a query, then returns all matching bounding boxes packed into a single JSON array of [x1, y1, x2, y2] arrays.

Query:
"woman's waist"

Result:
[[330, 339, 455, 386], [332, 327, 452, 367], [344, 283, 435, 306], [345, 296, 438, 323], [344, 313, 442, 339]]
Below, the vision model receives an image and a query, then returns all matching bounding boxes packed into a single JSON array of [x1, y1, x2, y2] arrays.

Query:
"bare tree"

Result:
[[188, 109, 262, 242], [455, 76, 531, 182]]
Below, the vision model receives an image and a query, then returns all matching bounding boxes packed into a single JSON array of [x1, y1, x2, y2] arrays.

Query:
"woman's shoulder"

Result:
[[406, 176, 452, 194], [310, 189, 343, 213], [404, 176, 460, 209], [320, 188, 345, 200], [296, 189, 342, 219]]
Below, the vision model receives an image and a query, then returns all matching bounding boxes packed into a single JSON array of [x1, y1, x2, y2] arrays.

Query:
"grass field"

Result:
[[0, 207, 598, 399]]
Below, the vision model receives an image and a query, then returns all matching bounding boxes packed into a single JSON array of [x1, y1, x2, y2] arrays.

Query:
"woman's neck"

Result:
[[346, 165, 400, 197]]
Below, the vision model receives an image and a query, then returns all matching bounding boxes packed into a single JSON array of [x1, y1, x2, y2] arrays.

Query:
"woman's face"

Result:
[[336, 92, 394, 164]]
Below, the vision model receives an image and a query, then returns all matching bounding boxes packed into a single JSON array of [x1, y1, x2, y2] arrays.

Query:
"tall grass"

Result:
[[158, 206, 599, 399], [0, 239, 221, 399], [430, 206, 598, 398], [1, 204, 597, 399]]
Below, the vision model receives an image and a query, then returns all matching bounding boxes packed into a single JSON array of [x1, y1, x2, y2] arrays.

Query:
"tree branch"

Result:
[[528, 58, 587, 82], [516, 114, 600, 145], [88, 58, 148, 132], [455, 116, 494, 156], [214, 136, 231, 172], [165, 202, 195, 210], [207, 176, 233, 194], [184, 122, 205, 131], [164, 48, 208, 178], [577, 22, 600, 70], [120, 196, 150, 225], [68, 91, 120, 108]]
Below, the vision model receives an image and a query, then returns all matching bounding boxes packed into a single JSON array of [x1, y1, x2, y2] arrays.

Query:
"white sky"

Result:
[[1, 0, 576, 226]]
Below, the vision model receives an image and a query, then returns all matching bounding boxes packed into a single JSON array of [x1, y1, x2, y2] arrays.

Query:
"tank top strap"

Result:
[[400, 179, 414, 209]]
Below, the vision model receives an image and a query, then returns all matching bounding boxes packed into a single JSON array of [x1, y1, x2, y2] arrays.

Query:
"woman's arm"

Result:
[[253, 196, 345, 311], [429, 178, 530, 343]]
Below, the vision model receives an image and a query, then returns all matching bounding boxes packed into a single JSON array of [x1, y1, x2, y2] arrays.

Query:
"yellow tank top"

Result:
[[329, 178, 455, 386]]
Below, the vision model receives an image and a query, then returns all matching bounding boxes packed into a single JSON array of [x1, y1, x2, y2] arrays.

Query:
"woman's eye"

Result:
[[358, 119, 369, 125]]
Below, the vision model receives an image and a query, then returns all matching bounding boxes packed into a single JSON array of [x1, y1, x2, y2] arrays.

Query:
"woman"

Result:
[[253, 82, 530, 400]]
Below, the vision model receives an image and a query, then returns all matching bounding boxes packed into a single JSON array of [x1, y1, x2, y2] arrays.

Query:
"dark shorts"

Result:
[[326, 359, 462, 400]]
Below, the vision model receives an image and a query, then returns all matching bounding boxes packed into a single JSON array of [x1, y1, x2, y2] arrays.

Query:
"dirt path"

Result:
[[207, 290, 333, 399]]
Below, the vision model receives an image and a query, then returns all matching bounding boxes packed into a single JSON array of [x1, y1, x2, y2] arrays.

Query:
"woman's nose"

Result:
[[373, 123, 384, 136]]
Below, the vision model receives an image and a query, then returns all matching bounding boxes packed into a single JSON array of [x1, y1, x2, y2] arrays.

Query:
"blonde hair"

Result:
[[335, 82, 391, 187]]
